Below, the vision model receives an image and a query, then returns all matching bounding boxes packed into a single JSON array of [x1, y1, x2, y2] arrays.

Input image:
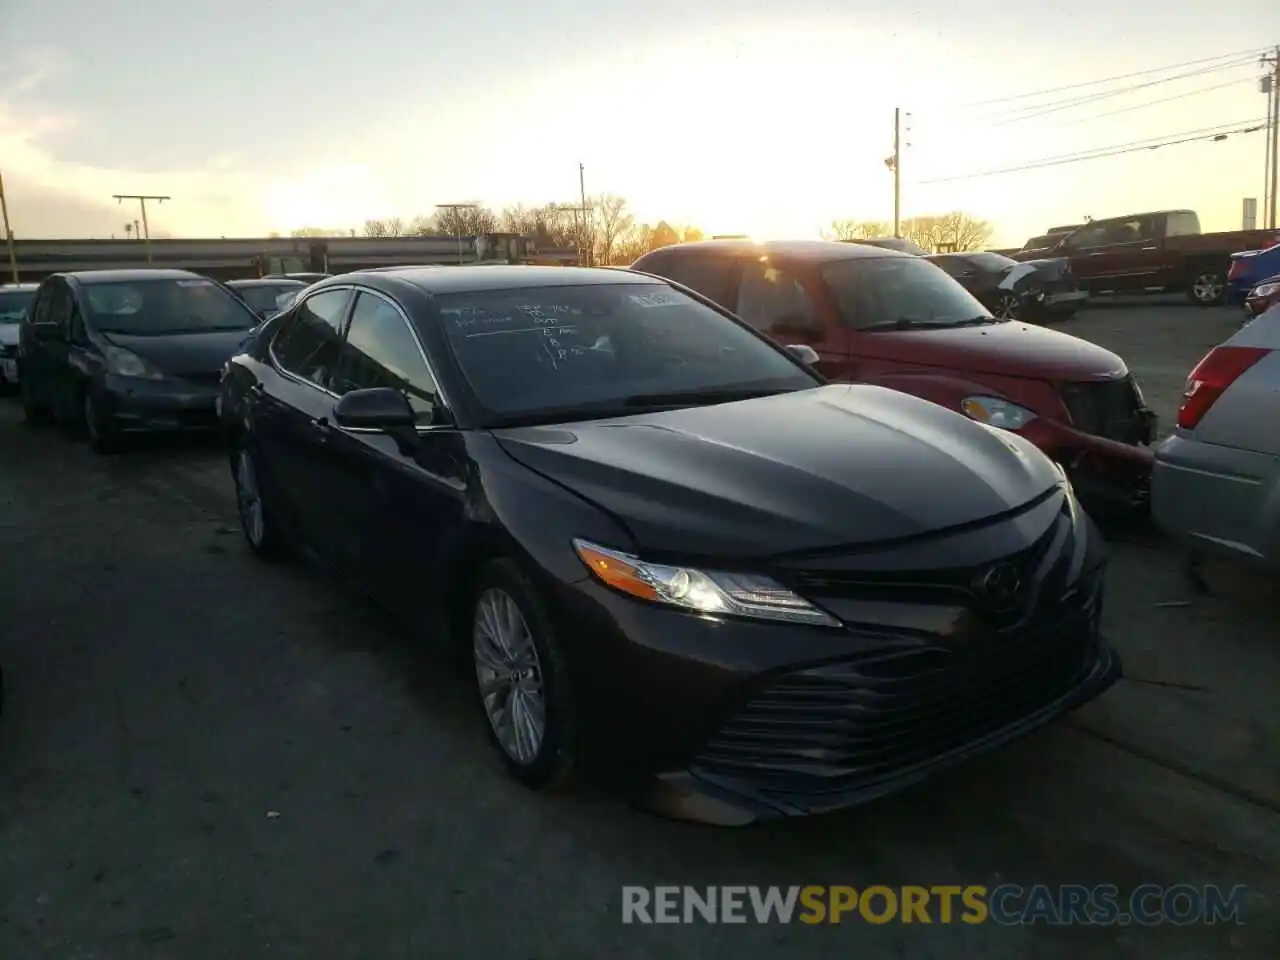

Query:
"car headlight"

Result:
[[104, 345, 165, 380], [1252, 281, 1279, 298], [572, 539, 839, 627], [960, 395, 1037, 430]]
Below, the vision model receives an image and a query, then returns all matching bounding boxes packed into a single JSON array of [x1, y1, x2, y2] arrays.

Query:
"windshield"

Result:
[[437, 282, 819, 423], [85, 278, 259, 335], [0, 289, 35, 324], [821, 256, 996, 330], [235, 283, 304, 313]]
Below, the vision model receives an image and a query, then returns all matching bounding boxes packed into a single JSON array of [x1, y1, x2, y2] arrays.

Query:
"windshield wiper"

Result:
[[861, 316, 998, 331], [621, 387, 790, 407]]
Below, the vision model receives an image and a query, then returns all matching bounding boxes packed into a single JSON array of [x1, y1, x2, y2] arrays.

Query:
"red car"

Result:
[[1245, 274, 1280, 319], [631, 240, 1157, 511]]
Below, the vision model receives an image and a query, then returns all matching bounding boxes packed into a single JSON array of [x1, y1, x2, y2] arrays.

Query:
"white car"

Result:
[[0, 283, 39, 392], [1152, 302, 1280, 571]]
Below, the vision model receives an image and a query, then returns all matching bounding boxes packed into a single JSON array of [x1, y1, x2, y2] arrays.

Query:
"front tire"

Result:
[[232, 441, 286, 560], [83, 390, 122, 454], [994, 292, 1022, 321], [471, 559, 579, 790]]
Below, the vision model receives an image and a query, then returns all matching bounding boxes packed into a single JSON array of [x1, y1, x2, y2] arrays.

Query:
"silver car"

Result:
[[1152, 303, 1280, 570]]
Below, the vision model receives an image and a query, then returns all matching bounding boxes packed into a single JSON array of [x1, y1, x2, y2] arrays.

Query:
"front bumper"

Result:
[[1020, 418, 1155, 510], [556, 558, 1117, 823], [1042, 290, 1089, 312], [99, 374, 221, 433]]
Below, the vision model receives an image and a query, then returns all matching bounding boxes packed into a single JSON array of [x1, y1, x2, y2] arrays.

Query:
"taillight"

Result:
[[1176, 346, 1270, 430]]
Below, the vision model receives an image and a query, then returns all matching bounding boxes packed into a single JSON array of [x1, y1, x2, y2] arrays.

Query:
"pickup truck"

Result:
[[1011, 209, 1280, 306]]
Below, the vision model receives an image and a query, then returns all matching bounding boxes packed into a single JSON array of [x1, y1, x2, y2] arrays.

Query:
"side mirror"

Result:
[[333, 387, 417, 430], [785, 343, 820, 366]]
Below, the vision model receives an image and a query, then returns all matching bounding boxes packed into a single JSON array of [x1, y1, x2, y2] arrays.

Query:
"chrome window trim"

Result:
[[265, 283, 453, 435], [266, 284, 353, 398]]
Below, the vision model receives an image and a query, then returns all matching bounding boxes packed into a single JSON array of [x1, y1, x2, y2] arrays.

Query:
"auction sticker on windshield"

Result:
[[629, 292, 682, 308]]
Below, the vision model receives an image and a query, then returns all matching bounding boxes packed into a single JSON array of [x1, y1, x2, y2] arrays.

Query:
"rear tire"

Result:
[[1186, 267, 1227, 306], [231, 441, 287, 560], [470, 558, 580, 791]]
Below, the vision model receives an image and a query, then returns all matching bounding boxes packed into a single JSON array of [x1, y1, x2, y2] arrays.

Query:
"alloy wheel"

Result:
[[1192, 272, 1225, 304], [473, 587, 547, 765], [235, 448, 266, 548], [995, 293, 1021, 320]]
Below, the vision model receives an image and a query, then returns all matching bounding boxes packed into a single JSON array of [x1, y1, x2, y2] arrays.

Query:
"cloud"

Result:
[[0, 59, 345, 239]]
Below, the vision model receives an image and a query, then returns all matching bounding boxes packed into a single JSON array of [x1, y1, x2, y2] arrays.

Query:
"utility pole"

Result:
[[0, 170, 19, 283], [1266, 46, 1280, 230], [887, 108, 902, 237], [578, 163, 592, 266], [113, 194, 169, 262], [436, 203, 478, 262]]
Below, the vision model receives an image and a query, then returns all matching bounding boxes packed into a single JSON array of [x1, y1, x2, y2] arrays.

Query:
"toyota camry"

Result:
[[218, 265, 1120, 824]]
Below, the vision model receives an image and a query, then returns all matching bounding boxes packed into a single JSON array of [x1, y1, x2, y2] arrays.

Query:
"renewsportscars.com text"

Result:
[[620, 884, 1249, 926]]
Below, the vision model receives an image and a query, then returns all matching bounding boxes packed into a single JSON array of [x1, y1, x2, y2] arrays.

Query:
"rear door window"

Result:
[[270, 288, 351, 390]]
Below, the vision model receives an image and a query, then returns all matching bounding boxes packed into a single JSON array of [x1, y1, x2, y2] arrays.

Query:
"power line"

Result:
[[1057, 77, 1255, 125], [978, 57, 1260, 126], [919, 119, 1268, 184], [954, 46, 1267, 109]]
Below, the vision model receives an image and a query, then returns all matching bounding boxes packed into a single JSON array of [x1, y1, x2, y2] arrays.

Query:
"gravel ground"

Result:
[[0, 300, 1275, 959]]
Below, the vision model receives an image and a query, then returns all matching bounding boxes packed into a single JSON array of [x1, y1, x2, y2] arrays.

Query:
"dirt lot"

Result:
[[1, 301, 1276, 959]]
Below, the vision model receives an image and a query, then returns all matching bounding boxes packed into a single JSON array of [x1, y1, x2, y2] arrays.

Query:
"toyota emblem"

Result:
[[975, 562, 1023, 606]]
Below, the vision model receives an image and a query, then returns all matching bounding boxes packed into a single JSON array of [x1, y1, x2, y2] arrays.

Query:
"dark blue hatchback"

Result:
[[1227, 242, 1280, 305]]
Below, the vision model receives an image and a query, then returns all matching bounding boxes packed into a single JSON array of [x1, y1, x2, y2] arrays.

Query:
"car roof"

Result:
[[338, 265, 662, 295], [647, 239, 907, 262], [59, 268, 205, 285], [227, 277, 307, 287]]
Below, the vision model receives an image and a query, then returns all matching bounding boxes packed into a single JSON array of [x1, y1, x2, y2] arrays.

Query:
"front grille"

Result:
[[1060, 376, 1145, 443], [692, 606, 1100, 799], [787, 509, 1068, 633], [691, 503, 1103, 801]]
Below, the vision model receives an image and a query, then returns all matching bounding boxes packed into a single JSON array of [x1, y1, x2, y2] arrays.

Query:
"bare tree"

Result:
[[385, 216, 406, 238], [611, 224, 654, 265], [430, 205, 499, 238], [290, 226, 343, 237], [900, 212, 993, 252], [823, 219, 892, 241], [591, 194, 634, 266], [363, 219, 390, 238]]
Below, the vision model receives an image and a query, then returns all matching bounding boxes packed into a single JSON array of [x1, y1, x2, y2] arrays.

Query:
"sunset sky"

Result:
[[0, 0, 1274, 248]]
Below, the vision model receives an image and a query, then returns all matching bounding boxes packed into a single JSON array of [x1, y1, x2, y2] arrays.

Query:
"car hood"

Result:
[[859, 320, 1126, 380], [495, 384, 1062, 558], [0, 324, 18, 347], [100, 328, 255, 376]]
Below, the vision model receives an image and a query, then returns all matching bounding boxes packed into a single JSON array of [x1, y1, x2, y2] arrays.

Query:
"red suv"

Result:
[[632, 240, 1156, 509]]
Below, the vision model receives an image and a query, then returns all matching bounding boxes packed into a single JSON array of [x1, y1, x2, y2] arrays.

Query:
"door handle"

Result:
[[310, 416, 332, 435], [1141, 246, 1157, 251], [1088, 252, 1107, 257]]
